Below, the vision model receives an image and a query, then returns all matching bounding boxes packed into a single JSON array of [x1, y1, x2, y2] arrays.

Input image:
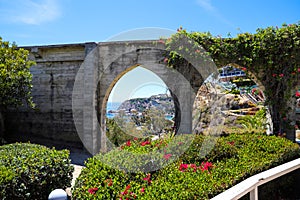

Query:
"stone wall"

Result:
[[4, 43, 97, 149], [4, 40, 215, 154]]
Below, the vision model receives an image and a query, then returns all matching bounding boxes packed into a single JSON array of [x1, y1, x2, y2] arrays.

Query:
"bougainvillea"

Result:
[[165, 22, 300, 133]]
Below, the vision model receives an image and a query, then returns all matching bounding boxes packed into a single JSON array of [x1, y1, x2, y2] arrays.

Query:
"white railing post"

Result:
[[249, 186, 258, 200], [211, 158, 300, 200]]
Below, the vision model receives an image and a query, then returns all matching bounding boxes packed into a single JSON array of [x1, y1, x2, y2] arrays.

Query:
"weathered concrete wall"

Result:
[[4, 40, 214, 154], [4, 43, 97, 149]]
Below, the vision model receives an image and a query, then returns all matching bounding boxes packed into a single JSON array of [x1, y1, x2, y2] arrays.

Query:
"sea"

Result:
[[106, 102, 121, 119]]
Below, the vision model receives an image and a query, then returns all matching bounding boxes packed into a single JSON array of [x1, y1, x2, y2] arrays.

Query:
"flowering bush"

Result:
[[72, 133, 299, 199], [165, 23, 300, 134]]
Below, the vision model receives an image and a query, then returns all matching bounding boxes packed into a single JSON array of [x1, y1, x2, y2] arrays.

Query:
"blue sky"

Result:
[[1, 0, 299, 46], [108, 67, 169, 103], [1, 0, 299, 103]]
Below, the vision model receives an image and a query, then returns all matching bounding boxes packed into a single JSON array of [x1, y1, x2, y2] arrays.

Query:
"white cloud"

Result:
[[196, 0, 235, 28], [196, 0, 216, 11], [3, 0, 61, 25]]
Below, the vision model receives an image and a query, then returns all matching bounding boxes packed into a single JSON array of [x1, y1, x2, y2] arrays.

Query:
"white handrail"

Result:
[[211, 158, 300, 200]]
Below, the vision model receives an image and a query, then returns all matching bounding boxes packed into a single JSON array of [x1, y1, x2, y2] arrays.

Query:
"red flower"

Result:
[[190, 164, 197, 172], [141, 140, 151, 146], [134, 137, 138, 141], [88, 187, 98, 195], [121, 184, 131, 196], [179, 163, 189, 172], [105, 178, 113, 186], [126, 140, 131, 146], [177, 26, 183, 32], [140, 187, 145, 193], [143, 174, 152, 184], [272, 74, 277, 77], [241, 67, 247, 71], [279, 73, 284, 77], [298, 68, 300, 73], [163, 154, 172, 160], [296, 91, 300, 97], [200, 162, 213, 171], [227, 141, 235, 146]]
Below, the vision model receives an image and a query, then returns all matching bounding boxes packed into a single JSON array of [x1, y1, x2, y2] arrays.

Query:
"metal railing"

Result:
[[211, 158, 300, 200]]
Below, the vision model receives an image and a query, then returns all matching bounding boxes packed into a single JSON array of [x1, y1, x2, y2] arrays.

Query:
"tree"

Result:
[[0, 37, 35, 137]]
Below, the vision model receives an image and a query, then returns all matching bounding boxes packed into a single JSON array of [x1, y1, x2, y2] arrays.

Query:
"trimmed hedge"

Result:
[[0, 143, 73, 200], [72, 133, 300, 199]]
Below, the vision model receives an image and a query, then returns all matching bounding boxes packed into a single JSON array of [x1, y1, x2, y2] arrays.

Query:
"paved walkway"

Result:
[[65, 164, 84, 197], [65, 148, 91, 197]]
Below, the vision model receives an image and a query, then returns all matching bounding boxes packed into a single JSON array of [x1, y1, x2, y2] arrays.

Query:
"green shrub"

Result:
[[106, 118, 135, 147], [72, 133, 300, 200], [0, 143, 73, 200]]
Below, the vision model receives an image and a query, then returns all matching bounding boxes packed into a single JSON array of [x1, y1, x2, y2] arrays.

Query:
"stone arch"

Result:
[[72, 40, 218, 154], [98, 48, 199, 152]]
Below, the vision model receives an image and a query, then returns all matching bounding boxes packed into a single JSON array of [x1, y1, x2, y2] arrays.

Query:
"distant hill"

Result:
[[118, 94, 175, 114]]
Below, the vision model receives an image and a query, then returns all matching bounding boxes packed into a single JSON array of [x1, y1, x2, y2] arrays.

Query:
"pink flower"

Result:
[[140, 187, 145, 193], [195, 49, 200, 53], [88, 187, 98, 195], [178, 142, 183, 145], [279, 73, 284, 77], [163, 154, 172, 160], [272, 74, 277, 77], [298, 68, 300, 73], [158, 39, 165, 44], [163, 57, 168, 63], [296, 91, 300, 97]]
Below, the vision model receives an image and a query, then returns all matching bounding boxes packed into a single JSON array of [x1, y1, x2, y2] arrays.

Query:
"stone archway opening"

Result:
[[102, 66, 177, 148]]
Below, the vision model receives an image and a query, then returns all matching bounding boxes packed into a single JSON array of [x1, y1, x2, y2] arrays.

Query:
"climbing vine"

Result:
[[165, 23, 300, 133]]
